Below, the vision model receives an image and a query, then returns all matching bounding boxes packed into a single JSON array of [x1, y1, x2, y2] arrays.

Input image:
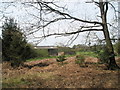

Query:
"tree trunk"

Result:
[[99, 1, 120, 70]]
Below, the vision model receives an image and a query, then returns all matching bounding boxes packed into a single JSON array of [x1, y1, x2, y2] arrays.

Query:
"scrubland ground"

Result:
[[2, 56, 120, 88]]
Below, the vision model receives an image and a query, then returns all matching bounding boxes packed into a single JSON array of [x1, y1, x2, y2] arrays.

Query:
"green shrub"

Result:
[[97, 48, 110, 64], [21, 44, 38, 60], [76, 55, 85, 62], [114, 41, 120, 55], [56, 55, 66, 64], [75, 60, 83, 64], [75, 55, 86, 67], [2, 18, 37, 67]]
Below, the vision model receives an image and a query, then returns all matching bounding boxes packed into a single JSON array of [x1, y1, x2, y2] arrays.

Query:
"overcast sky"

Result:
[[0, 0, 118, 47]]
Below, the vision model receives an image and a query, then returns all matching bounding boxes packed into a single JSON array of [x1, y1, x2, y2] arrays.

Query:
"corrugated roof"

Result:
[[34, 46, 58, 49]]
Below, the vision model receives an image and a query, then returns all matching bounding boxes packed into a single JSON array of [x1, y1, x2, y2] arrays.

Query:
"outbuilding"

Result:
[[34, 46, 58, 56]]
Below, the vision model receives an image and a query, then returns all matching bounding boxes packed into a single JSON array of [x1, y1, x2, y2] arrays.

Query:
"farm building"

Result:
[[34, 46, 58, 56]]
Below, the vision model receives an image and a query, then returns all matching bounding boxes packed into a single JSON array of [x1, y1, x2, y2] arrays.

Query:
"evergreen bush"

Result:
[[2, 18, 37, 67]]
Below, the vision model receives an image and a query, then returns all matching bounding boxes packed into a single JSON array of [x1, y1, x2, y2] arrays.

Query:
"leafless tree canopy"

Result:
[[0, 0, 119, 45]]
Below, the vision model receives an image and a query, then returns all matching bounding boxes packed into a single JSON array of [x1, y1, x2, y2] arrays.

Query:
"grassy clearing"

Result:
[[26, 52, 97, 62], [26, 56, 57, 62], [26, 54, 75, 62], [2, 72, 54, 88], [76, 51, 98, 57], [3, 75, 30, 87], [26, 51, 119, 64]]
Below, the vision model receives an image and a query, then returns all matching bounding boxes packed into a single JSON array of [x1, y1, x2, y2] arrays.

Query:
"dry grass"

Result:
[[2, 57, 120, 88]]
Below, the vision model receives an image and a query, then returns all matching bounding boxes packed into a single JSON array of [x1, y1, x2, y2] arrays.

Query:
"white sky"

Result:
[[0, 0, 119, 47]]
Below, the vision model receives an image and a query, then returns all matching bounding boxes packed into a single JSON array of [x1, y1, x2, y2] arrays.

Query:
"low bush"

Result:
[[75, 60, 83, 65], [75, 55, 87, 67], [114, 41, 120, 55], [76, 55, 85, 62], [22, 44, 38, 60], [2, 18, 37, 67], [56, 55, 66, 64], [96, 48, 110, 64]]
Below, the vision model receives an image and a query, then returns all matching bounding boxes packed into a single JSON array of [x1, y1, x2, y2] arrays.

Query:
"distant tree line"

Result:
[[72, 43, 120, 56]]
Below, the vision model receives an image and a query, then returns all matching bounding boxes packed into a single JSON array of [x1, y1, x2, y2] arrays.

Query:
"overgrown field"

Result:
[[2, 56, 120, 88]]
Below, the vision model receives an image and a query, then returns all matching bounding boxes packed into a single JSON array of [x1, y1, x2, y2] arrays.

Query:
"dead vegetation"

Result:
[[2, 57, 120, 88]]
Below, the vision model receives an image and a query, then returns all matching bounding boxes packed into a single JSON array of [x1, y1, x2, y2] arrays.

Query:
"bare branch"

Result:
[[41, 28, 103, 38], [80, 25, 102, 29], [40, 2, 103, 25], [107, 23, 118, 30], [40, 17, 71, 28], [108, 2, 119, 19], [66, 33, 80, 46], [85, 31, 91, 45], [105, 2, 108, 16], [108, 2, 120, 13]]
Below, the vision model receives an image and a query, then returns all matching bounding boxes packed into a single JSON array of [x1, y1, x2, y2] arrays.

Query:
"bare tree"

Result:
[[98, 1, 119, 70], [1, 0, 120, 69]]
